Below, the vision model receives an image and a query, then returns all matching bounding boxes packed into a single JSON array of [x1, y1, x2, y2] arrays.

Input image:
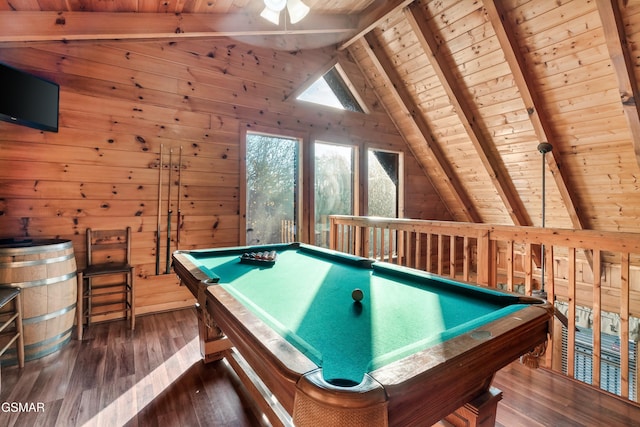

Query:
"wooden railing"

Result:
[[281, 219, 296, 243], [329, 215, 640, 403]]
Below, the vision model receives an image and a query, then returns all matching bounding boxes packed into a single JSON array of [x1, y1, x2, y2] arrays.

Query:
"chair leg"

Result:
[[86, 277, 92, 328], [130, 267, 135, 331], [76, 271, 83, 340], [15, 292, 24, 368]]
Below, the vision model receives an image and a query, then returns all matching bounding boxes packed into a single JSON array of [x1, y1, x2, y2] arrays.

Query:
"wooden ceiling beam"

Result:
[[359, 33, 482, 223], [405, 4, 531, 227], [0, 11, 357, 42], [595, 0, 640, 168], [484, 0, 587, 231], [339, 0, 415, 50]]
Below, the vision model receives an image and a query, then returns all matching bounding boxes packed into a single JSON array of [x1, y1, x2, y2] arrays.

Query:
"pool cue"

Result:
[[176, 146, 183, 249], [166, 148, 173, 274], [155, 144, 163, 275]]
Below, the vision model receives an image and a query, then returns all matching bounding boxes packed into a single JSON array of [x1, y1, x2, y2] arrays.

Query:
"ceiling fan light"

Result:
[[264, 0, 287, 12], [260, 6, 281, 25], [287, 0, 310, 24]]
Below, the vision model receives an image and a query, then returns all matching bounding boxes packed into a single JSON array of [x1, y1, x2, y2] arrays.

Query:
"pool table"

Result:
[[172, 243, 552, 427]]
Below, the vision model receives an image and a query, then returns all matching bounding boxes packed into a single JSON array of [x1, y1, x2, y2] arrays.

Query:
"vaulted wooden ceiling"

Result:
[[2, 0, 640, 233]]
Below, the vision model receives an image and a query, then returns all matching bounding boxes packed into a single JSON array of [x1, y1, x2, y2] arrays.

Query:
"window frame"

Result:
[[240, 126, 307, 245], [240, 126, 405, 246], [364, 146, 405, 218], [311, 140, 360, 247]]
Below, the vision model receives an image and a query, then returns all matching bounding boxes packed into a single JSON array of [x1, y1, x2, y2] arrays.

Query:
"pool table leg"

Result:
[[444, 387, 502, 427], [196, 304, 231, 363]]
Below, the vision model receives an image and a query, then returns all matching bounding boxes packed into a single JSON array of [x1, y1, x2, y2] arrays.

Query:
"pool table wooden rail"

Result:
[[171, 249, 230, 362], [207, 282, 318, 414], [378, 302, 551, 426]]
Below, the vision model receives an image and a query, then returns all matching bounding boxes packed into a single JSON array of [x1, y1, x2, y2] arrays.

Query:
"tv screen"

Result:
[[0, 63, 59, 132]]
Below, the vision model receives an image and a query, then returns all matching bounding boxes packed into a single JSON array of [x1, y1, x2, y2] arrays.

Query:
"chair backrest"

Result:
[[86, 227, 131, 267]]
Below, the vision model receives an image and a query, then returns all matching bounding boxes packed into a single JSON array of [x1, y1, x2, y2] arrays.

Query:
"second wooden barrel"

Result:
[[0, 239, 77, 362]]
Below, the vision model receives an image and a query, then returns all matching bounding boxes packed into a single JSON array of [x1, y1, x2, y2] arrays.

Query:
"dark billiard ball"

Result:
[[352, 288, 364, 302]]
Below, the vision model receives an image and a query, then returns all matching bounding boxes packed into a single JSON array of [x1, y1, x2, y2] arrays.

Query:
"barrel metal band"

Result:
[[1, 271, 77, 287], [27, 336, 72, 361], [23, 326, 74, 351], [0, 327, 74, 364], [22, 302, 77, 325], [0, 252, 76, 268]]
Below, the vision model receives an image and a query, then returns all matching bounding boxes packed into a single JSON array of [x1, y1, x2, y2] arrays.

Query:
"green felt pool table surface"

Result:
[[181, 242, 529, 385]]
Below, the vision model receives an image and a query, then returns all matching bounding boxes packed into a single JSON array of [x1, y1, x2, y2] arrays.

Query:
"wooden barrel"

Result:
[[0, 239, 77, 363]]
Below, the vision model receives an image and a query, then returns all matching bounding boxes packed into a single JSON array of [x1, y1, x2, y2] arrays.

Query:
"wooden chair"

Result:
[[76, 227, 135, 340], [0, 286, 24, 391]]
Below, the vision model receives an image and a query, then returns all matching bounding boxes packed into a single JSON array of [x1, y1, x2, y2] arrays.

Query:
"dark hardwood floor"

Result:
[[1, 308, 638, 426], [0, 309, 261, 427]]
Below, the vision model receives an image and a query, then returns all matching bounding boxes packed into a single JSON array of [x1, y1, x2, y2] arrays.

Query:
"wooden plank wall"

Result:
[[0, 37, 446, 315]]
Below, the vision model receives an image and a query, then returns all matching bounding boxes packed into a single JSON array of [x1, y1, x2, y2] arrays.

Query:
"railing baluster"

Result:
[[592, 250, 602, 389], [449, 235, 456, 278], [363, 226, 370, 258], [437, 234, 444, 276], [387, 227, 391, 262], [567, 247, 576, 378], [506, 241, 514, 292], [397, 229, 403, 265], [332, 224, 336, 250], [373, 227, 379, 260], [621, 252, 630, 399], [415, 232, 421, 270], [426, 232, 432, 273], [525, 243, 533, 295], [463, 236, 470, 281]]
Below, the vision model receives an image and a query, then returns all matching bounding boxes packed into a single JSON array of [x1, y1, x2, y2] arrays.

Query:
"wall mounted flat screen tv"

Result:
[[0, 63, 59, 132]]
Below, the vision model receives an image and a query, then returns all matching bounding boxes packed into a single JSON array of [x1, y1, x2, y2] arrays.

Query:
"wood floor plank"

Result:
[[493, 362, 640, 427], [1, 308, 638, 427]]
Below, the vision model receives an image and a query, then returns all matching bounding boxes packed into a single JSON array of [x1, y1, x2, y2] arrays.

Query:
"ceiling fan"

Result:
[[260, 0, 310, 25]]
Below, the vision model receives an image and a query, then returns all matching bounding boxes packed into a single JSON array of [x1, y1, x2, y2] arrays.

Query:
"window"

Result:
[[297, 66, 365, 113], [245, 132, 300, 245], [367, 149, 403, 260], [241, 131, 404, 249], [314, 142, 357, 247], [368, 149, 402, 217]]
